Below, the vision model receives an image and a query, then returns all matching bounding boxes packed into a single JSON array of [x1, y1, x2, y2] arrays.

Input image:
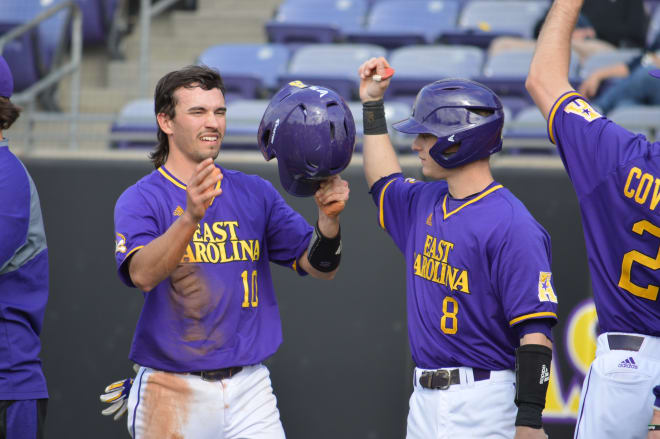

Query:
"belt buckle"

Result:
[[433, 369, 451, 390]]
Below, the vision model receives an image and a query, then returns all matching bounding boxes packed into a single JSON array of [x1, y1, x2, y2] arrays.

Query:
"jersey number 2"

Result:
[[618, 220, 660, 301], [241, 270, 258, 307]]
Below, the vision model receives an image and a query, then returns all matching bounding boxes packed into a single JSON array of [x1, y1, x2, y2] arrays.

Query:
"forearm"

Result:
[[527, 0, 582, 118], [520, 332, 553, 349], [129, 214, 198, 291], [363, 133, 402, 189]]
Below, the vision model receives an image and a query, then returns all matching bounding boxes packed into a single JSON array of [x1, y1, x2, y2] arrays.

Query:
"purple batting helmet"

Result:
[[392, 78, 504, 168], [258, 81, 355, 197]]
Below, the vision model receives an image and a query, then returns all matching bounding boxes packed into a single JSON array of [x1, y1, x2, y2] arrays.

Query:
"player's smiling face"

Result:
[[411, 133, 457, 179], [163, 85, 227, 163]]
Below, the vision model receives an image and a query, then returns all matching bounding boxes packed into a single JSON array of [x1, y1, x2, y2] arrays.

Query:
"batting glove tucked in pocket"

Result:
[[99, 377, 133, 420]]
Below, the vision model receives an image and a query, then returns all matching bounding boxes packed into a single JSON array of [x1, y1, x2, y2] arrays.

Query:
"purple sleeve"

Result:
[[513, 319, 554, 342], [654, 385, 660, 410], [549, 92, 651, 197], [494, 213, 558, 329], [0, 156, 29, 268], [114, 185, 161, 287], [369, 173, 425, 252], [263, 180, 313, 274]]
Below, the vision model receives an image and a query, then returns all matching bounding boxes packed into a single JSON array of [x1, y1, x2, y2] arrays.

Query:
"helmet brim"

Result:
[[391, 117, 432, 135]]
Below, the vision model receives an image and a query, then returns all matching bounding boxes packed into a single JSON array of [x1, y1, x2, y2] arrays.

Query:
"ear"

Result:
[[157, 112, 174, 136]]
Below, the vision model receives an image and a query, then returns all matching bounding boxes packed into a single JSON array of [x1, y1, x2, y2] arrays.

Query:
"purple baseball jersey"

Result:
[[372, 175, 558, 370], [0, 140, 49, 400], [549, 92, 660, 336], [114, 165, 313, 372]]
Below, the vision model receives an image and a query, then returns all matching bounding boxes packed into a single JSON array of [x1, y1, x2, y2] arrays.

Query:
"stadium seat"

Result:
[[279, 43, 387, 100], [110, 99, 157, 149], [386, 45, 485, 99], [608, 105, 660, 140], [347, 100, 413, 151], [0, 0, 69, 93], [346, 0, 460, 49], [74, 0, 119, 45], [223, 99, 270, 149], [579, 48, 643, 80], [443, 0, 549, 48], [266, 0, 368, 43], [504, 104, 555, 152], [198, 44, 290, 99], [477, 47, 580, 97]]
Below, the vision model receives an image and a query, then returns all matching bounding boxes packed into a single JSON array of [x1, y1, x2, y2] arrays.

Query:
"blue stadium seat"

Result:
[[110, 99, 157, 149], [346, 0, 460, 49], [279, 43, 387, 99], [443, 0, 549, 47], [386, 45, 485, 99], [504, 104, 553, 152], [198, 44, 290, 99], [74, 0, 119, 45], [477, 47, 580, 97], [579, 48, 643, 80], [266, 0, 368, 43], [608, 105, 660, 140], [347, 100, 413, 151], [0, 0, 69, 93], [224, 99, 270, 149]]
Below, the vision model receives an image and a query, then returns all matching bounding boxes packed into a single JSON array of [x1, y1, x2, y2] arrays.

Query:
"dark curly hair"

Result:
[[0, 96, 21, 131], [151, 65, 225, 168]]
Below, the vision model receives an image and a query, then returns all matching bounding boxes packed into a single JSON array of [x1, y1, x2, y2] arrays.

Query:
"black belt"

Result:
[[608, 334, 644, 351], [191, 366, 243, 381], [419, 368, 491, 390]]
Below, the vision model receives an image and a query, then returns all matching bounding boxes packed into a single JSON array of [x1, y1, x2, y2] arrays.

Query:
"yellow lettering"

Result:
[[413, 253, 422, 275], [623, 167, 641, 199], [423, 235, 434, 258], [207, 243, 220, 263], [446, 266, 459, 290], [225, 221, 240, 240], [194, 242, 209, 263], [202, 223, 215, 242], [231, 240, 241, 261], [240, 240, 254, 261], [440, 262, 447, 284], [193, 224, 203, 242], [212, 222, 228, 242], [253, 240, 260, 261], [634, 173, 653, 204], [651, 179, 660, 211], [219, 242, 235, 263], [441, 241, 454, 263], [181, 245, 197, 263], [425, 256, 434, 279], [453, 270, 470, 293]]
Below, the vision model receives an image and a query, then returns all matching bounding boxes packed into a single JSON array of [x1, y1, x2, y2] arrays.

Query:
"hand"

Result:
[[315, 175, 349, 220], [514, 426, 548, 439], [184, 158, 223, 223], [358, 57, 393, 103], [578, 74, 602, 98], [100, 377, 134, 421]]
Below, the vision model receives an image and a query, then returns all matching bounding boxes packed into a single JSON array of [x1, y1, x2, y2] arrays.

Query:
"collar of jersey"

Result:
[[441, 182, 503, 220], [157, 165, 223, 205]]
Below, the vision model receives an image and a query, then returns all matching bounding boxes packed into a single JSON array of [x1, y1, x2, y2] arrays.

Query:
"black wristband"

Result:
[[514, 344, 552, 428], [363, 99, 388, 135], [306, 222, 341, 272], [650, 425, 660, 431]]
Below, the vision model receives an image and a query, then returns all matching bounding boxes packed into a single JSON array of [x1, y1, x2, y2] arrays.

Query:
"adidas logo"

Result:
[[173, 206, 184, 216], [618, 357, 638, 369], [539, 364, 550, 384]]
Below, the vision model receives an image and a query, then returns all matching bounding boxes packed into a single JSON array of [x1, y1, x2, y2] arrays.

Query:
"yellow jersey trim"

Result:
[[157, 166, 223, 205], [509, 311, 558, 326], [548, 92, 581, 145], [292, 259, 297, 272], [442, 185, 503, 220], [379, 178, 398, 230], [124, 245, 144, 260]]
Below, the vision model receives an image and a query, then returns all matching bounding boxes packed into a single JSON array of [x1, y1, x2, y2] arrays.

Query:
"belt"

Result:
[[608, 334, 644, 351], [419, 368, 491, 390], [190, 366, 243, 381]]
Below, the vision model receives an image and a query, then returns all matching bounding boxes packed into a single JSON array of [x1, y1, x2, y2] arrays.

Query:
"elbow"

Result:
[[525, 72, 541, 97], [130, 270, 155, 293]]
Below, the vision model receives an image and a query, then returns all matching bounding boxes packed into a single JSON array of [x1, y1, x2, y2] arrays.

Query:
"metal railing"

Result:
[[0, 1, 82, 150], [138, 0, 183, 96]]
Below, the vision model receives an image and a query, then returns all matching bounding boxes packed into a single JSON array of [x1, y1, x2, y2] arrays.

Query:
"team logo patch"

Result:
[[173, 206, 184, 216], [564, 99, 602, 122], [115, 233, 127, 254], [538, 272, 558, 303], [288, 80, 308, 89], [618, 357, 638, 369], [539, 364, 550, 384], [404, 178, 418, 184]]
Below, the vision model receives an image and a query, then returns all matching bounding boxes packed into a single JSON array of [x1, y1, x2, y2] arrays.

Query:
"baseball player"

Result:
[[112, 66, 351, 438], [0, 56, 49, 438], [526, 1, 660, 438], [358, 58, 558, 439]]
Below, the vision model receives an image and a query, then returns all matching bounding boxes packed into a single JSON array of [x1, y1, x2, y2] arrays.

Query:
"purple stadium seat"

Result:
[[110, 99, 157, 149], [197, 44, 290, 99], [266, 0, 368, 44], [73, 0, 119, 45], [278, 43, 386, 100], [347, 0, 460, 49]]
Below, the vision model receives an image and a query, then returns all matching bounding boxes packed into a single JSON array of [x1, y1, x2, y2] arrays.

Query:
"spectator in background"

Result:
[[579, 35, 660, 114]]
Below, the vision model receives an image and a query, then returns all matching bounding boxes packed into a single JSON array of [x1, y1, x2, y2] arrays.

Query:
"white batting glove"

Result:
[[99, 377, 133, 421]]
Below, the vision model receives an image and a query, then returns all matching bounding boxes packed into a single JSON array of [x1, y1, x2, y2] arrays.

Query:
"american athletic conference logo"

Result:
[[618, 357, 638, 369]]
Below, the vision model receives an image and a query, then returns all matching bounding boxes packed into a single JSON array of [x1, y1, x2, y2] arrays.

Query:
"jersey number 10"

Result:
[[241, 270, 259, 308], [618, 220, 660, 301]]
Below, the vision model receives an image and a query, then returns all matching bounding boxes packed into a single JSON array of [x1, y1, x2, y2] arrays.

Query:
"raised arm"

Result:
[[526, 0, 582, 119], [358, 57, 402, 189], [128, 158, 222, 292]]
